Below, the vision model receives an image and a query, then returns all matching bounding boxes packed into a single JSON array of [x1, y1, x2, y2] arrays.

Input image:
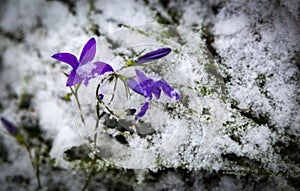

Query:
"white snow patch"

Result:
[[214, 15, 249, 35]]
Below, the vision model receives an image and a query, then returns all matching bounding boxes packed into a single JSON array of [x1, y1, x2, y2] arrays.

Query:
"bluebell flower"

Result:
[[1, 117, 19, 136], [135, 47, 171, 64], [52, 37, 114, 86], [127, 70, 180, 120]]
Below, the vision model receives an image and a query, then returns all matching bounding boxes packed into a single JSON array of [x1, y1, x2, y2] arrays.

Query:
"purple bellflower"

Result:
[[127, 70, 180, 120], [1, 117, 19, 136], [135, 47, 171, 64], [52, 37, 114, 86]]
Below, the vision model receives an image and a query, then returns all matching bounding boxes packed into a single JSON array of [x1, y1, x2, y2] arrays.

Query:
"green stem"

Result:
[[108, 76, 118, 104], [81, 101, 105, 191], [70, 84, 85, 124], [95, 82, 120, 118], [34, 151, 42, 190], [24, 144, 42, 190], [81, 157, 97, 191]]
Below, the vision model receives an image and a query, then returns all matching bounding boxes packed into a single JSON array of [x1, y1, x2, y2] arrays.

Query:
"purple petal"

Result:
[[136, 101, 149, 120], [1, 117, 18, 136], [79, 37, 96, 65], [139, 79, 154, 98], [127, 79, 144, 96], [98, 94, 104, 100], [157, 79, 180, 100], [135, 69, 149, 82], [52, 53, 79, 69], [130, 70, 155, 98], [136, 47, 171, 64], [92, 62, 114, 76], [66, 69, 83, 86], [152, 82, 161, 99]]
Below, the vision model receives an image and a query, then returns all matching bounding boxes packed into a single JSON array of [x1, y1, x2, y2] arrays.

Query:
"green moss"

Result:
[[156, 12, 171, 25], [221, 153, 262, 170], [90, 23, 100, 36], [200, 24, 220, 58], [160, 30, 172, 39], [63, 93, 72, 102], [222, 169, 272, 176], [64, 145, 91, 162], [200, 86, 211, 96], [276, 138, 300, 164], [18, 92, 32, 109], [255, 74, 266, 88]]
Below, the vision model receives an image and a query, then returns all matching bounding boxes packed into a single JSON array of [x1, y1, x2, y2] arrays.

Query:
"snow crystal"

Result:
[[76, 62, 97, 78]]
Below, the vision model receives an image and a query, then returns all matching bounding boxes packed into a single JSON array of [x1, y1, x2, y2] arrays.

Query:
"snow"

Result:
[[76, 61, 97, 77], [0, 0, 299, 190]]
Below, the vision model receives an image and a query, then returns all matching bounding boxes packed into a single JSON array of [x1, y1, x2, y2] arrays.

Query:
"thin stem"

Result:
[[70, 85, 85, 124], [81, 103, 105, 191], [24, 144, 42, 190], [95, 81, 120, 118], [118, 75, 130, 100], [108, 76, 118, 105], [34, 150, 42, 190], [81, 157, 97, 191]]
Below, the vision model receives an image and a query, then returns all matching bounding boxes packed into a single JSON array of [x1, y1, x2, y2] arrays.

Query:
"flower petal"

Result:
[[92, 62, 114, 76], [152, 82, 161, 98], [52, 53, 79, 69], [157, 79, 180, 100], [98, 94, 104, 100], [136, 47, 171, 64], [1, 117, 18, 136], [79, 37, 96, 65], [139, 79, 154, 98], [136, 101, 149, 120], [132, 70, 154, 98], [127, 79, 144, 96], [135, 69, 149, 82], [66, 69, 83, 86]]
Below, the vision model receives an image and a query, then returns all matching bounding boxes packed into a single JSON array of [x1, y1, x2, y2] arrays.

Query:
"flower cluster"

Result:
[[127, 70, 180, 120], [52, 37, 180, 121]]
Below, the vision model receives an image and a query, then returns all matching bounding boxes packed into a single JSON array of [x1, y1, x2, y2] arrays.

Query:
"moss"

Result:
[[255, 74, 266, 88], [221, 153, 263, 170], [276, 138, 300, 164], [64, 145, 91, 162], [222, 169, 272, 176], [200, 86, 211, 96], [90, 23, 101, 36], [200, 24, 220, 58], [18, 92, 32, 109], [230, 102, 270, 125], [62, 93, 72, 102], [156, 12, 172, 25], [166, 8, 181, 25]]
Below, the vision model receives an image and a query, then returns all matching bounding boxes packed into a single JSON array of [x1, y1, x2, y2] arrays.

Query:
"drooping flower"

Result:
[[1, 117, 19, 136], [127, 70, 180, 120], [135, 47, 171, 64], [52, 37, 114, 86]]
